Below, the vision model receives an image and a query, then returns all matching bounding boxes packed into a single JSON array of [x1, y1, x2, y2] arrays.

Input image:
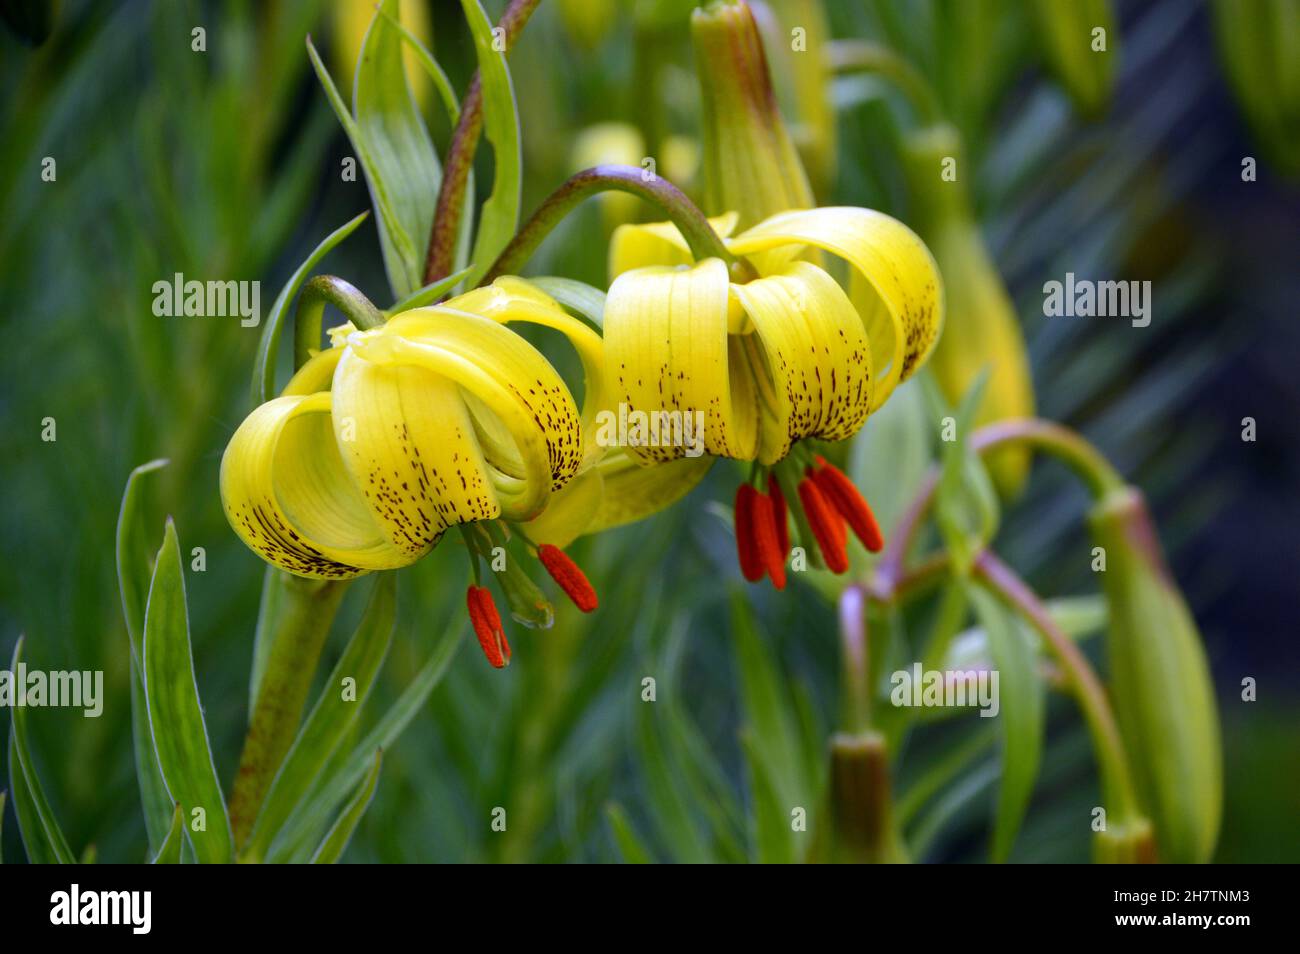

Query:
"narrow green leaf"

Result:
[[729, 593, 807, 811], [310, 750, 383, 864], [114, 458, 173, 852], [6, 638, 75, 864], [969, 584, 1044, 862], [527, 276, 607, 329], [739, 731, 796, 863], [252, 210, 370, 406], [115, 457, 169, 660], [266, 625, 463, 861], [387, 265, 473, 314], [374, 2, 461, 123], [150, 804, 184, 864], [142, 519, 234, 864], [634, 699, 710, 863], [353, 0, 442, 298], [605, 803, 653, 863], [931, 371, 999, 573], [244, 574, 397, 861], [461, 0, 522, 287]]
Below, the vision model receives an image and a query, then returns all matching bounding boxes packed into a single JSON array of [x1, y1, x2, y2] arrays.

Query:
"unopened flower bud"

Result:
[[1088, 486, 1222, 863]]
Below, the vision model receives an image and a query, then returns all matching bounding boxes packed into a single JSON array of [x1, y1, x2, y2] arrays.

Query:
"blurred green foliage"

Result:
[[1, 0, 1296, 863]]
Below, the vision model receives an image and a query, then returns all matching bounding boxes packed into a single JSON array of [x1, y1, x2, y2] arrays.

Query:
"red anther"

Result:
[[537, 543, 599, 612], [467, 585, 510, 668], [813, 455, 885, 553], [767, 473, 790, 559], [734, 483, 765, 582], [797, 474, 849, 574], [750, 490, 786, 590]]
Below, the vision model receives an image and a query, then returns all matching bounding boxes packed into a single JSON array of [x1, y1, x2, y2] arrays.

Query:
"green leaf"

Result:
[[150, 804, 184, 864], [729, 594, 807, 807], [605, 803, 653, 863], [6, 638, 75, 864], [252, 210, 370, 406], [729, 593, 812, 863], [969, 584, 1044, 862], [387, 266, 474, 314], [352, 0, 442, 299], [266, 624, 462, 862], [114, 458, 174, 852], [931, 371, 999, 573], [739, 731, 798, 863], [310, 749, 383, 864], [848, 377, 930, 540], [634, 698, 710, 863], [115, 458, 169, 660], [142, 519, 234, 864], [528, 276, 607, 330], [374, 2, 462, 123], [244, 574, 397, 861], [461, 0, 522, 287]]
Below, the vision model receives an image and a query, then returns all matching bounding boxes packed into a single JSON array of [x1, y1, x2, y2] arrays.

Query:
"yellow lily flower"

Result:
[[603, 204, 943, 582], [221, 277, 607, 666]]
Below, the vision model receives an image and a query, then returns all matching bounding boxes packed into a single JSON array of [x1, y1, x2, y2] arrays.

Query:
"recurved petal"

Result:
[[731, 261, 873, 464], [353, 308, 581, 520], [608, 211, 739, 280], [445, 276, 610, 468], [604, 258, 758, 462], [219, 393, 408, 579], [726, 207, 943, 412]]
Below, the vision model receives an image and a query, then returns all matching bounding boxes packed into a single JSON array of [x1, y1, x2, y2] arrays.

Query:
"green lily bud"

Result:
[[810, 732, 909, 864], [1026, 0, 1118, 118], [751, 0, 837, 195], [1088, 486, 1222, 863], [691, 0, 814, 227], [1094, 816, 1157, 864], [1211, 0, 1300, 178], [900, 123, 1035, 496]]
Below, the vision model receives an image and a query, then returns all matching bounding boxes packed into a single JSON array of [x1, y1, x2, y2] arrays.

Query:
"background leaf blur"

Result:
[[1, 0, 1297, 863]]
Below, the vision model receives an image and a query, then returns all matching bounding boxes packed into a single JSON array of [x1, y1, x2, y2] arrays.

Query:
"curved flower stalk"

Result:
[[605, 203, 944, 584], [222, 277, 607, 666]]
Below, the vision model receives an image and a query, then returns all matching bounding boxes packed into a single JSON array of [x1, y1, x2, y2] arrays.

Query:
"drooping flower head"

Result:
[[602, 205, 943, 583], [221, 277, 606, 666]]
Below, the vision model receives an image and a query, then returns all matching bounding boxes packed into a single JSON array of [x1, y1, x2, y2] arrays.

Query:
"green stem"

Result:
[[971, 550, 1142, 824], [423, 0, 541, 285], [484, 165, 748, 283], [229, 574, 347, 850], [971, 418, 1125, 497], [838, 585, 871, 733], [876, 417, 1123, 591], [828, 39, 943, 126], [292, 275, 384, 369]]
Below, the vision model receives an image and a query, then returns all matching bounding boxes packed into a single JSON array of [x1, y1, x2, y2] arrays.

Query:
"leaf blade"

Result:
[[309, 750, 383, 864], [142, 519, 234, 864], [461, 0, 522, 287]]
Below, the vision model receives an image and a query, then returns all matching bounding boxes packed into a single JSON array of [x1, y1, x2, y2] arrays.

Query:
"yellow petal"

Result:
[[609, 212, 739, 280], [352, 307, 581, 520], [727, 206, 943, 412], [587, 452, 714, 534], [444, 276, 610, 468], [527, 449, 715, 546], [220, 393, 407, 579], [730, 261, 873, 464], [604, 258, 758, 462]]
